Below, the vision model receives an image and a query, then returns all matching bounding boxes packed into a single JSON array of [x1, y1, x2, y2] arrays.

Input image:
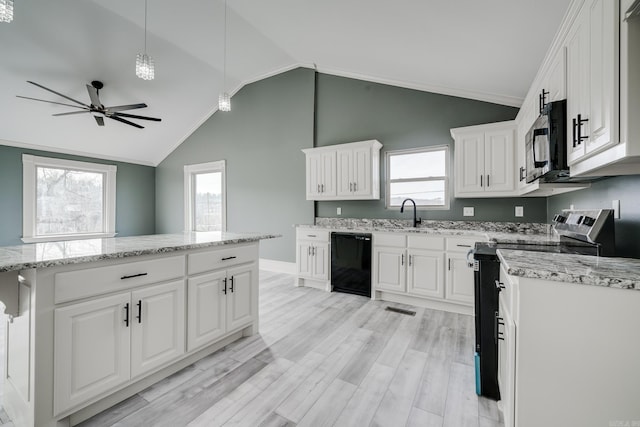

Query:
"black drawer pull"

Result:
[[136, 300, 142, 323], [307, 234, 317, 238], [230, 276, 235, 293], [456, 244, 472, 248], [223, 277, 228, 295], [121, 273, 148, 280], [124, 303, 130, 327], [221, 256, 237, 261]]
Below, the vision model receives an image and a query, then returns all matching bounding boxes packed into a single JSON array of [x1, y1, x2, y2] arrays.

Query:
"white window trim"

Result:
[[22, 154, 117, 243], [385, 145, 451, 210], [184, 160, 227, 232]]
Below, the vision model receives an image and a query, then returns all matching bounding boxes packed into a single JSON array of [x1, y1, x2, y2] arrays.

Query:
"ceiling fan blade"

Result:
[[53, 110, 92, 116], [94, 116, 105, 126], [106, 103, 148, 112], [86, 84, 102, 108], [26, 81, 90, 108], [16, 95, 90, 110], [109, 115, 144, 129], [112, 112, 161, 122]]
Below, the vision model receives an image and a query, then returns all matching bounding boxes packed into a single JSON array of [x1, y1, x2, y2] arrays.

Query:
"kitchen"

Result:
[[1, 0, 640, 426]]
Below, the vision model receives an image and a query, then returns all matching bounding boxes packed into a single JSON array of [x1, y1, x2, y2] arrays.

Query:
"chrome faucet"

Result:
[[400, 198, 422, 228]]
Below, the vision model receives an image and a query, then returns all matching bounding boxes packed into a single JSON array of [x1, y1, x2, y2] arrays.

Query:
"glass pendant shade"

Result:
[[0, 0, 14, 23], [136, 53, 155, 80], [218, 92, 231, 112]]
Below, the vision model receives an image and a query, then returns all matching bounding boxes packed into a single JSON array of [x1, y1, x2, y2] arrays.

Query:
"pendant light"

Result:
[[136, 0, 155, 80], [218, 0, 231, 111], [0, 0, 14, 23]]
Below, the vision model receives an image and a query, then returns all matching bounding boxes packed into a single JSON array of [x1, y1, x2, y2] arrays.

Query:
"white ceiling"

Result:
[[0, 0, 572, 166]]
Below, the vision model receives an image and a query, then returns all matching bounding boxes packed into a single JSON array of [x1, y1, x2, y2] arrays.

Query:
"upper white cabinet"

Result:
[[302, 140, 382, 201], [451, 121, 517, 198]]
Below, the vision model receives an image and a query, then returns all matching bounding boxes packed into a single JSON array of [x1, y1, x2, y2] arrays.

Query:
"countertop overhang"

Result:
[[0, 231, 280, 273]]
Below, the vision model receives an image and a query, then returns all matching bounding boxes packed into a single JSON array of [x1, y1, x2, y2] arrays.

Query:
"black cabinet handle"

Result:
[[519, 166, 526, 182], [401, 254, 404, 266], [577, 114, 589, 143], [480, 175, 483, 187], [457, 244, 472, 248], [494, 311, 506, 342], [572, 117, 578, 147], [486, 175, 490, 187], [408, 255, 412, 266], [121, 273, 148, 280], [230, 276, 235, 293], [448, 258, 451, 271], [136, 300, 142, 323], [221, 256, 237, 261], [124, 303, 130, 327], [223, 277, 228, 295], [307, 234, 317, 238], [539, 89, 549, 114]]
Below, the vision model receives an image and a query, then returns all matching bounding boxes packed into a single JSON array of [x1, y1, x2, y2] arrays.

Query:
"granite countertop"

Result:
[[0, 231, 279, 273], [497, 249, 640, 290]]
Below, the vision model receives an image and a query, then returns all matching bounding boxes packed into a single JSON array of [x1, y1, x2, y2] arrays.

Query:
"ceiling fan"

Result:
[[16, 80, 162, 129]]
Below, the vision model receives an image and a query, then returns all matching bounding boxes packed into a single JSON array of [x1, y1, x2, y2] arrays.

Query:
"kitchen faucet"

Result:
[[400, 198, 422, 228]]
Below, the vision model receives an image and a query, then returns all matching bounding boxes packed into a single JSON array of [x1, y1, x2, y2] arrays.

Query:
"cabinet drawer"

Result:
[[188, 243, 258, 275], [446, 236, 483, 252], [55, 255, 185, 304], [296, 228, 329, 242], [373, 233, 406, 248], [407, 235, 445, 250]]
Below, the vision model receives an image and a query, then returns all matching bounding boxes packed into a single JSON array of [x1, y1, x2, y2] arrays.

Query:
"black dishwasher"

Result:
[[330, 232, 372, 297]]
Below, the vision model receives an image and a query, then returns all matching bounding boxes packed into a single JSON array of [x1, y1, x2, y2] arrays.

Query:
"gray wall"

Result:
[[155, 68, 315, 262], [314, 74, 549, 223], [0, 144, 156, 247], [547, 175, 640, 258]]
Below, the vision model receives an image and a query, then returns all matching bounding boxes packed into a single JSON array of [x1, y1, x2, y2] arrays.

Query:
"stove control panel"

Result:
[[552, 209, 614, 245]]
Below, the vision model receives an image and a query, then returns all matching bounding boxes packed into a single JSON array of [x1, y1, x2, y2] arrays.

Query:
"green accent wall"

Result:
[[154, 68, 315, 262], [314, 73, 549, 223], [0, 144, 156, 247], [547, 175, 640, 258]]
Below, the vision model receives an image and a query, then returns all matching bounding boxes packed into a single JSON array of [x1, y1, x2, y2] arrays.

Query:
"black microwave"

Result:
[[525, 100, 568, 183]]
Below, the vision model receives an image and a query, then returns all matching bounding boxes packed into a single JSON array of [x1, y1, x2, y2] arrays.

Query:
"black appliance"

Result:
[[525, 100, 569, 183], [471, 208, 615, 400], [331, 232, 372, 297]]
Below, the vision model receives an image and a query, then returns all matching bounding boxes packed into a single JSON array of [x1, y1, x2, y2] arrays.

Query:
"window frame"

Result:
[[385, 145, 451, 210], [22, 154, 117, 243], [184, 160, 227, 232]]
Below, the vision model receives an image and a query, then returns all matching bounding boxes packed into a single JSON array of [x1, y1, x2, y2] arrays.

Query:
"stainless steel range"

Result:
[[471, 208, 616, 400]]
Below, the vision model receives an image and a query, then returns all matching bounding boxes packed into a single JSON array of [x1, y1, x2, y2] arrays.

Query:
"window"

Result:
[[386, 146, 450, 209], [22, 154, 117, 243], [184, 161, 226, 232]]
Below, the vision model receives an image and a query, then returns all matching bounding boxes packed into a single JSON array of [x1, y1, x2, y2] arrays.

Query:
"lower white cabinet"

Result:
[[497, 292, 516, 427], [296, 228, 330, 289], [187, 264, 257, 352], [53, 279, 185, 415], [407, 249, 445, 299], [373, 246, 406, 293], [445, 253, 475, 305]]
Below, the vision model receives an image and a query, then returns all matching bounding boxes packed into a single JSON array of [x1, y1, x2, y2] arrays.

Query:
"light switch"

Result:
[[463, 207, 474, 217], [515, 206, 524, 217]]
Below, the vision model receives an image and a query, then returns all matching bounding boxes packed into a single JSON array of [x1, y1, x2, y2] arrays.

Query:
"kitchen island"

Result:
[[0, 231, 278, 427]]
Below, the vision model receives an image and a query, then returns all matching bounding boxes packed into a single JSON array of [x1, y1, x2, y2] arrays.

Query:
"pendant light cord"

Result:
[[223, 0, 227, 90], [144, 0, 148, 54]]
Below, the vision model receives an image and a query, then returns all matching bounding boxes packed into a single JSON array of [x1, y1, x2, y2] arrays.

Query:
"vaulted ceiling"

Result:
[[0, 0, 572, 166]]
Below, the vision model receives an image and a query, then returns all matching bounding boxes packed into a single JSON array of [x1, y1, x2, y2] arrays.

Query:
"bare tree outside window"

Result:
[[193, 172, 222, 231]]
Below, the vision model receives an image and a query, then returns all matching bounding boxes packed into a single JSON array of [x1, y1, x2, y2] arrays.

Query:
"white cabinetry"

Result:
[[373, 233, 478, 314], [296, 228, 330, 290], [451, 122, 517, 197], [302, 140, 382, 201], [54, 279, 185, 415]]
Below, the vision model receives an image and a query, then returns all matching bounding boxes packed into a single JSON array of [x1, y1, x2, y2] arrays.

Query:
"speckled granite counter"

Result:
[[497, 249, 640, 290], [0, 231, 279, 273]]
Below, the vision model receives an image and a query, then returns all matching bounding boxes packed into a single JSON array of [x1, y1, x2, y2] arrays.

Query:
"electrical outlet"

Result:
[[337, 207, 342, 215], [612, 200, 620, 219], [570, 204, 575, 210], [463, 207, 474, 217], [515, 206, 524, 217]]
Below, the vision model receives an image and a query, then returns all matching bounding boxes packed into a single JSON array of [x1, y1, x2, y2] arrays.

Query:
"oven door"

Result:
[[525, 114, 551, 183]]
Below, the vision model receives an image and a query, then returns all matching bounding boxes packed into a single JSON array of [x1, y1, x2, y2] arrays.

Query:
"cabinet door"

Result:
[[373, 247, 406, 293], [547, 47, 567, 103], [226, 264, 256, 331], [566, 5, 590, 164], [321, 151, 337, 197], [351, 146, 372, 196], [131, 280, 185, 379], [187, 271, 227, 352], [407, 249, 444, 299], [454, 133, 485, 195], [54, 292, 131, 415], [306, 152, 323, 200], [498, 295, 516, 427], [336, 148, 353, 196], [297, 241, 313, 278], [311, 243, 329, 281], [445, 253, 474, 306], [585, 0, 618, 156], [483, 129, 515, 193]]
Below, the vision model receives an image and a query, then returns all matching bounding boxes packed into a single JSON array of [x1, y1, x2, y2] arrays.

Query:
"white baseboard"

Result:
[[259, 258, 297, 274]]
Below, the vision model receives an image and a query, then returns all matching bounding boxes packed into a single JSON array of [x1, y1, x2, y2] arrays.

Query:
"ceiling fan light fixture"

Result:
[[136, 53, 155, 80], [0, 0, 14, 23], [218, 92, 231, 112]]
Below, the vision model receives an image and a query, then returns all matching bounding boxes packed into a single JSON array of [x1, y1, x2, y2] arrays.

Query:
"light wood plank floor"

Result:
[[1, 271, 504, 427]]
